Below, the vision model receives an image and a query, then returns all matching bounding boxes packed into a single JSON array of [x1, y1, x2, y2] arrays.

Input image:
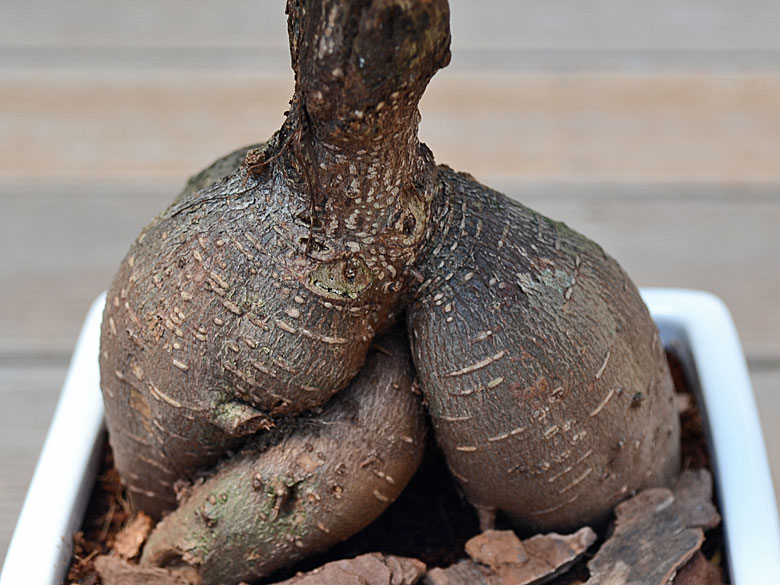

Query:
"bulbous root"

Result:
[[408, 168, 681, 532], [140, 331, 426, 585], [99, 0, 448, 517], [99, 0, 683, 578]]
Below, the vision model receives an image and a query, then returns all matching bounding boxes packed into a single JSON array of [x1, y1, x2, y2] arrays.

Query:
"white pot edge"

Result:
[[1, 289, 778, 584], [641, 288, 780, 582], [1, 292, 106, 585]]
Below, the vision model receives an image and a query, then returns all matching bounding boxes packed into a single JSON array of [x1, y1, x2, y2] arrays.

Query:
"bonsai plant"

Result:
[[95, 1, 684, 583]]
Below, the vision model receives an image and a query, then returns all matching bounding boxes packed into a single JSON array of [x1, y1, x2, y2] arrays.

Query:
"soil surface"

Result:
[[65, 351, 727, 585]]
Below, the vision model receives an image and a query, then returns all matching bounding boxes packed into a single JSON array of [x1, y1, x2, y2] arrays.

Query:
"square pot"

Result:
[[2, 289, 779, 584]]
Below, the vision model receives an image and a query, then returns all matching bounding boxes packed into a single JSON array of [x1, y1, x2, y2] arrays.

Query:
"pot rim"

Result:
[[642, 288, 780, 583]]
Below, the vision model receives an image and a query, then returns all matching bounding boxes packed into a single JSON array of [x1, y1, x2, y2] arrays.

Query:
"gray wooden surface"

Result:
[[2, 0, 779, 567]]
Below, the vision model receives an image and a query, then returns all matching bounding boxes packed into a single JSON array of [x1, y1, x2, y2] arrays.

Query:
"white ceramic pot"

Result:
[[1, 289, 778, 585]]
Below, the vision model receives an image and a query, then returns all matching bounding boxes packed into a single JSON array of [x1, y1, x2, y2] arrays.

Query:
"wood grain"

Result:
[[4, 0, 780, 51], [3, 72, 780, 183]]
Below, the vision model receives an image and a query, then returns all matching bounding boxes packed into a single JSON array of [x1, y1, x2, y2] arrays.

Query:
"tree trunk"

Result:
[[99, 0, 450, 516], [407, 168, 680, 531], [99, 1, 681, 583]]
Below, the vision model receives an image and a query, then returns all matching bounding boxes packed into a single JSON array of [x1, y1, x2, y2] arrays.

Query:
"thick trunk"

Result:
[[99, 0, 449, 516], [407, 168, 680, 531], [99, 0, 682, 581]]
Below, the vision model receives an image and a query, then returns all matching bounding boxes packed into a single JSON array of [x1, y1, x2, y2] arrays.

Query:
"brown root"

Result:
[[140, 331, 426, 585], [407, 168, 680, 531]]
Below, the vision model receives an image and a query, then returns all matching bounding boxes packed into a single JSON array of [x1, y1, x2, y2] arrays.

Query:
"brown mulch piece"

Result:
[[673, 552, 726, 585], [112, 512, 154, 560], [426, 527, 596, 585], [93, 555, 199, 585], [673, 469, 721, 531], [267, 553, 426, 585], [585, 487, 706, 585]]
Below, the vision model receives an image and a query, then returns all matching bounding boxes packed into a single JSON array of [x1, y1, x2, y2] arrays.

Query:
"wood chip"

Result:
[[466, 530, 531, 568], [672, 552, 725, 585], [94, 555, 198, 585], [426, 528, 595, 585], [270, 553, 426, 585], [675, 393, 693, 415], [112, 512, 154, 560], [586, 488, 704, 585], [425, 560, 489, 585], [673, 469, 721, 530]]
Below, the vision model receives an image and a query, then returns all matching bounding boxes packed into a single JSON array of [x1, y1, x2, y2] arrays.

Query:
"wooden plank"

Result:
[[0, 186, 170, 357], [4, 0, 780, 52], [420, 72, 780, 183], [0, 72, 292, 184], [2, 2, 779, 76], [1, 0, 288, 50], [752, 367, 780, 510], [1, 183, 778, 360], [2, 72, 780, 183], [449, 1, 780, 51], [0, 364, 65, 568]]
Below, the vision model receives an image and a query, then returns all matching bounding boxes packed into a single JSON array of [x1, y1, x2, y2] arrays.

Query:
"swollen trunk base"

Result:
[[98, 0, 681, 579], [408, 168, 680, 531]]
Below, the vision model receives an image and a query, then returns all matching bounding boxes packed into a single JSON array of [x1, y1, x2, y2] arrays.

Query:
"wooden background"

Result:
[[2, 0, 779, 565]]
